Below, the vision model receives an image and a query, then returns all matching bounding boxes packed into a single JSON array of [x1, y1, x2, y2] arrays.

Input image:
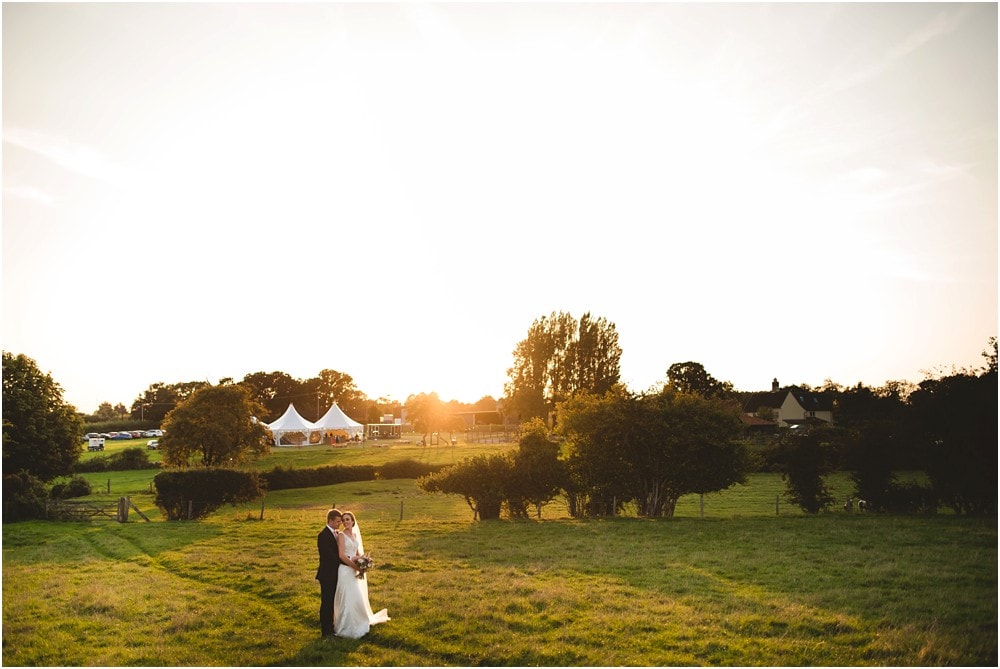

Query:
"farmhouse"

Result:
[[741, 378, 834, 429]]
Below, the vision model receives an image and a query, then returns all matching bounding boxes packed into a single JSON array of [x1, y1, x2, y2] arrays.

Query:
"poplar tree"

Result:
[[504, 311, 622, 422]]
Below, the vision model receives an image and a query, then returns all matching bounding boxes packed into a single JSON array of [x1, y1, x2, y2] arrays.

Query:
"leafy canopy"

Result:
[[558, 387, 749, 518], [160, 385, 271, 467], [504, 311, 622, 421], [2, 351, 82, 482]]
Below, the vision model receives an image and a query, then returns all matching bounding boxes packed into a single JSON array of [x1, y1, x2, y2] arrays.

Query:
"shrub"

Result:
[[506, 420, 565, 519], [769, 429, 836, 514], [73, 455, 110, 473], [418, 454, 513, 520], [260, 464, 376, 491], [113, 447, 156, 471], [2, 471, 49, 522], [75, 447, 158, 473], [50, 476, 93, 499], [377, 459, 446, 480], [154, 469, 264, 520], [883, 481, 938, 515]]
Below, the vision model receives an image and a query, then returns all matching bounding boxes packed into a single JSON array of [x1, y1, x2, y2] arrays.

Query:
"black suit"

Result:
[[316, 526, 340, 636]]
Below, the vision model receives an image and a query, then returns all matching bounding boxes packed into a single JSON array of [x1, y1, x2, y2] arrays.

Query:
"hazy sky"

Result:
[[3, 2, 997, 414]]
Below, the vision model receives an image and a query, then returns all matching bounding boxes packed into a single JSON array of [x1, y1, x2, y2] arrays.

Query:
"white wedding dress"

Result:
[[334, 530, 389, 639]]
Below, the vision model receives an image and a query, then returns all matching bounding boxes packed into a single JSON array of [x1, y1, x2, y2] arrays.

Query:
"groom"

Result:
[[316, 508, 344, 637]]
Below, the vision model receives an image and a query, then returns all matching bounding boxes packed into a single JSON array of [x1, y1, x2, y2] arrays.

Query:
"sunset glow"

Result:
[[3, 3, 996, 413]]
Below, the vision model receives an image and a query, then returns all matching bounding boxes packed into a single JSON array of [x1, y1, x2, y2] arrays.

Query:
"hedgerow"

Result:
[[154, 468, 264, 520]]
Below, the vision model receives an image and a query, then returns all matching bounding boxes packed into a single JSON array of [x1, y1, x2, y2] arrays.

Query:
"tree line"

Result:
[[84, 369, 501, 433], [421, 330, 997, 518], [3, 311, 996, 520], [119, 370, 384, 425]]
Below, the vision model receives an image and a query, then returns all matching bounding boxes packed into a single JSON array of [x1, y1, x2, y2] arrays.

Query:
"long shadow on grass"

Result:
[[1, 519, 224, 566], [382, 515, 996, 666]]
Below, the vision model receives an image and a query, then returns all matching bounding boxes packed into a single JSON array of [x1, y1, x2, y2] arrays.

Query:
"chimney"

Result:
[[772, 378, 779, 392]]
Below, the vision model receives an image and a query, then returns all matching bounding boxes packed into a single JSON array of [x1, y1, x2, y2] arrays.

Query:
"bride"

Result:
[[334, 511, 390, 638]]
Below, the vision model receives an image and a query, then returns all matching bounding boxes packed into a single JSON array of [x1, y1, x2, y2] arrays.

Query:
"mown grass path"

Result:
[[3, 473, 995, 666]]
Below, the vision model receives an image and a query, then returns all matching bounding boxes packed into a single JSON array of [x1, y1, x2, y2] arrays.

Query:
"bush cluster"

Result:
[[376, 458, 446, 480], [880, 481, 938, 514], [147, 459, 448, 522], [50, 476, 93, 499], [2, 472, 49, 522], [260, 464, 376, 491], [258, 459, 443, 491], [418, 421, 565, 520], [75, 447, 159, 473], [154, 469, 264, 520]]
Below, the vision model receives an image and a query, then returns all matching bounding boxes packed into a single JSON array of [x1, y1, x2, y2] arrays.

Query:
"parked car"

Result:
[[82, 432, 100, 441], [111, 432, 132, 440], [144, 429, 163, 437], [146, 439, 159, 450]]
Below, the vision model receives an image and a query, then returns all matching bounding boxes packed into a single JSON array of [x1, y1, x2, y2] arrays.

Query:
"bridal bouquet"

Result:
[[355, 554, 373, 579]]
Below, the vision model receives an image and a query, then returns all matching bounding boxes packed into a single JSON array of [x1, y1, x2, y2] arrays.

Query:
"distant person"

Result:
[[334, 511, 390, 638], [316, 508, 343, 637]]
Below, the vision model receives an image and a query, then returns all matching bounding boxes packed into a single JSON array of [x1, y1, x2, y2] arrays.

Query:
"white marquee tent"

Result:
[[267, 403, 319, 446], [314, 403, 365, 440]]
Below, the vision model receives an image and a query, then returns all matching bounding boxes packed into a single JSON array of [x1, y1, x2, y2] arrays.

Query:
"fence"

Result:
[[464, 424, 521, 444], [47, 496, 150, 523]]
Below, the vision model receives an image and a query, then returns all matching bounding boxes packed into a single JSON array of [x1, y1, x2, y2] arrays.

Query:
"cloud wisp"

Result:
[[3, 127, 133, 187]]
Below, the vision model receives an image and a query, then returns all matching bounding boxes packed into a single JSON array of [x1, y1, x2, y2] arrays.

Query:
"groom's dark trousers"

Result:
[[316, 527, 340, 636]]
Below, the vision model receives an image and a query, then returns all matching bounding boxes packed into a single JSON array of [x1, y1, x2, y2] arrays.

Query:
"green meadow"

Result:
[[2, 440, 996, 666]]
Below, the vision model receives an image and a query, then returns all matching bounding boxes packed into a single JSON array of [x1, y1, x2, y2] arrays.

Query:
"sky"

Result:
[[3, 2, 997, 414]]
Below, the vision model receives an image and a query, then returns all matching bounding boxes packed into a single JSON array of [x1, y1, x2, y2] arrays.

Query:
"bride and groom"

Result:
[[316, 508, 390, 639]]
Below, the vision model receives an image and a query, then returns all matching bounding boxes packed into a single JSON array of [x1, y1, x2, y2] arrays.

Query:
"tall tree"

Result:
[[665, 361, 733, 399], [571, 312, 623, 396], [237, 371, 301, 421], [93, 402, 117, 421], [835, 381, 911, 508], [313, 369, 366, 421], [504, 311, 622, 421], [404, 392, 464, 443], [159, 385, 271, 467], [2, 352, 82, 481], [130, 381, 209, 422], [558, 387, 748, 518], [909, 362, 997, 515], [769, 426, 837, 514]]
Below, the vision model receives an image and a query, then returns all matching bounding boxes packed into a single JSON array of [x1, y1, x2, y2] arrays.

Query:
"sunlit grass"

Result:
[[4, 466, 995, 666]]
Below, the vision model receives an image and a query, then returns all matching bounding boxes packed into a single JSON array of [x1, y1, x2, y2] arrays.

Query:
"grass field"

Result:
[[3, 440, 996, 666]]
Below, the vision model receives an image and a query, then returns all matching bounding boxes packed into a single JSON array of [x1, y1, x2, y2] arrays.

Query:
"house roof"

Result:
[[742, 386, 833, 414], [789, 388, 834, 412], [742, 391, 786, 412], [739, 414, 776, 427], [785, 416, 831, 427]]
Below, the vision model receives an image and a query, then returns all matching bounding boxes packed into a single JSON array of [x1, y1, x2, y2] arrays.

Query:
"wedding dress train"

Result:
[[333, 531, 389, 639]]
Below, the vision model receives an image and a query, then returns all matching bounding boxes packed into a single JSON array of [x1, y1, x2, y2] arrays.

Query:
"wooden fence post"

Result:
[[127, 498, 150, 522], [259, 496, 265, 521], [107, 479, 111, 494], [775, 494, 779, 516], [399, 501, 403, 522]]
